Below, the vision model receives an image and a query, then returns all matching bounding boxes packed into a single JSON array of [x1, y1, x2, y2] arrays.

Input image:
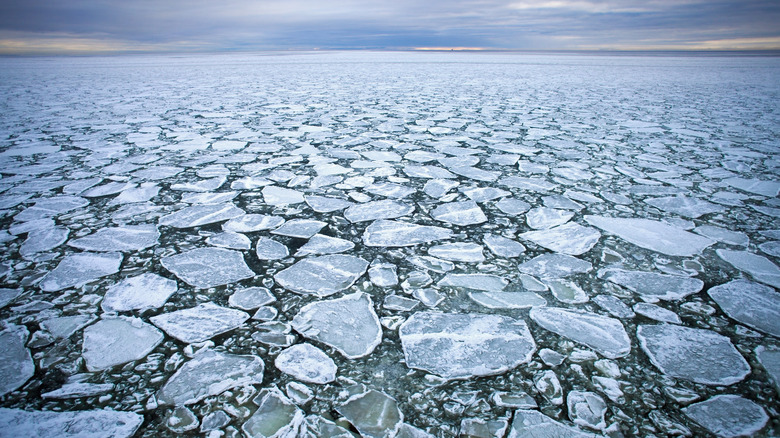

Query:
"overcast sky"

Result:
[[1, 0, 778, 54]]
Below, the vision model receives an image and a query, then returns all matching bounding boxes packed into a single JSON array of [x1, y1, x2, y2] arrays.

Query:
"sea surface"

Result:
[[0, 51, 778, 437]]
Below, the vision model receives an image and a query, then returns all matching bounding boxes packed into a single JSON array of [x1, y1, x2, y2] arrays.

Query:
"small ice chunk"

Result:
[[0, 289, 21, 309], [181, 191, 237, 204], [170, 176, 226, 192], [337, 389, 403, 438], [431, 200, 487, 225], [0, 408, 142, 438], [508, 409, 595, 438], [14, 195, 89, 222], [462, 186, 510, 202], [82, 316, 164, 371], [399, 312, 536, 379], [567, 391, 607, 431], [633, 303, 681, 324], [151, 302, 249, 343], [365, 181, 416, 198], [243, 388, 305, 437], [526, 208, 573, 230], [157, 349, 264, 406], [275, 255, 368, 297], [68, 224, 159, 252], [459, 418, 508, 438], [495, 198, 531, 215], [423, 179, 459, 198], [438, 273, 508, 291], [592, 295, 635, 318], [256, 237, 289, 260], [158, 203, 245, 229], [483, 234, 525, 258], [108, 182, 159, 205], [261, 186, 305, 205], [229, 287, 276, 310], [535, 370, 563, 405], [206, 231, 251, 250], [222, 214, 284, 232], [546, 279, 588, 304], [363, 220, 452, 247], [304, 195, 353, 213], [161, 248, 254, 288], [404, 164, 456, 179], [296, 234, 355, 256], [449, 166, 499, 182], [0, 325, 34, 397], [271, 219, 327, 239], [716, 249, 780, 289], [344, 199, 414, 223], [530, 307, 631, 359], [469, 291, 546, 309], [518, 253, 593, 278], [368, 263, 398, 287], [428, 242, 485, 262], [637, 324, 750, 385], [384, 295, 420, 311], [599, 268, 703, 302], [275, 343, 337, 384], [519, 222, 601, 256], [683, 395, 768, 437], [291, 292, 382, 359], [39, 252, 122, 292], [585, 215, 715, 256], [707, 280, 780, 337]]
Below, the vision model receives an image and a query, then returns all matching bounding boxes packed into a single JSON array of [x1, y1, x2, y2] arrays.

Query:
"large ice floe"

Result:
[[399, 312, 536, 379], [1, 52, 779, 437]]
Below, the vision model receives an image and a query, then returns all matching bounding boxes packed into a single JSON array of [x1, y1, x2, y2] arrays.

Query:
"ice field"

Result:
[[0, 51, 778, 437]]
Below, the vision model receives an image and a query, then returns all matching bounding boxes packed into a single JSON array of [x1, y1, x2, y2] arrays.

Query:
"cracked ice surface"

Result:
[[1, 52, 779, 437]]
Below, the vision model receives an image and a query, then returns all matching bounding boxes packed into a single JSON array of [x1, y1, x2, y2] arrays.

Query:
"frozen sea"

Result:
[[0, 51, 779, 437]]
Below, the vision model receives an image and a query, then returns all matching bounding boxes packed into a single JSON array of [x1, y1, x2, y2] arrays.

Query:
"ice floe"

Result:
[[431, 200, 487, 226], [682, 395, 768, 437], [274, 343, 337, 384], [82, 316, 164, 371], [585, 215, 715, 256], [291, 292, 381, 359], [255, 237, 289, 260], [399, 312, 536, 379], [519, 222, 601, 256], [161, 247, 254, 288], [150, 302, 249, 343], [158, 203, 245, 228], [599, 268, 703, 302], [344, 199, 414, 223], [39, 252, 123, 292], [530, 307, 631, 358], [275, 254, 368, 296], [707, 279, 780, 337], [68, 224, 159, 252], [0, 325, 34, 397], [157, 349, 264, 406], [337, 389, 403, 438], [637, 324, 750, 385], [0, 408, 143, 438], [363, 220, 452, 247], [716, 249, 780, 288]]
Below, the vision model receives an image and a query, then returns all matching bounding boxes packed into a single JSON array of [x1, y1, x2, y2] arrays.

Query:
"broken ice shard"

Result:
[[363, 220, 453, 247]]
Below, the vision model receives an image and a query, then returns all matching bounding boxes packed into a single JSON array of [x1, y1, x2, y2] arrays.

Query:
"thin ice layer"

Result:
[[585, 215, 714, 256], [274, 255, 368, 297], [161, 247, 254, 289], [530, 307, 631, 359]]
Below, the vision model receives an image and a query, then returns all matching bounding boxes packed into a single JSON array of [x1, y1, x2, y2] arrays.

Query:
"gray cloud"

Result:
[[0, 0, 778, 52]]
